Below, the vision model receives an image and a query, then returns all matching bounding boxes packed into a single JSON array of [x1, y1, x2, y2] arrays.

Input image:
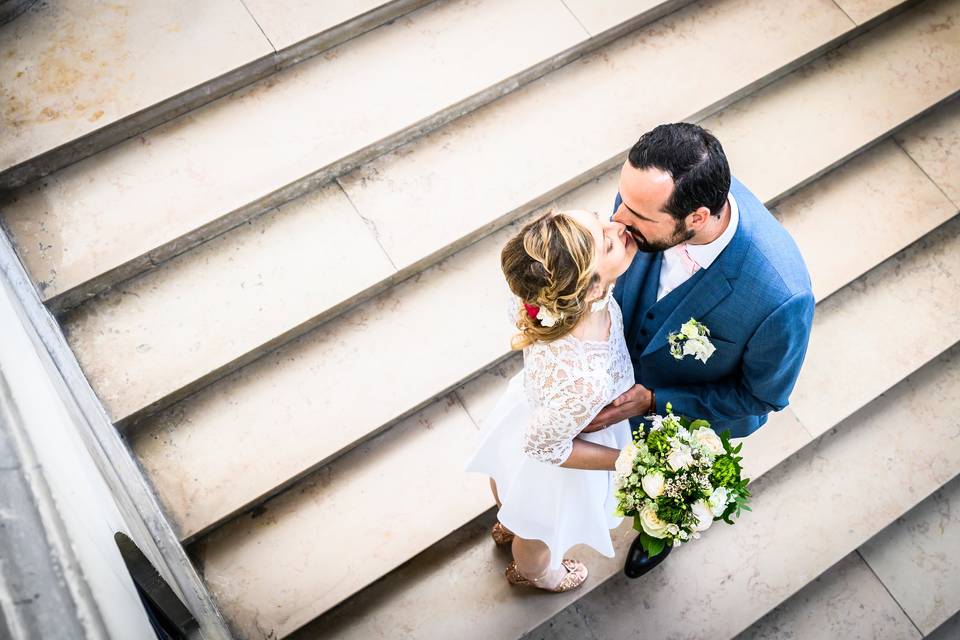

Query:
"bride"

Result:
[[466, 208, 640, 592]]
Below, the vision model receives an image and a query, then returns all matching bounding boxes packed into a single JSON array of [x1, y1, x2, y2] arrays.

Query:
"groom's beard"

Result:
[[630, 220, 695, 253]]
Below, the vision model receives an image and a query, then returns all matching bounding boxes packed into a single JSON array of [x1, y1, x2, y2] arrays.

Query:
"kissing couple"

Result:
[[466, 122, 815, 592]]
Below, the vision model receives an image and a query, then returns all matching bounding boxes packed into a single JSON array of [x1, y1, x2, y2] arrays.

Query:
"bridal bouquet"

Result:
[[613, 404, 751, 558]]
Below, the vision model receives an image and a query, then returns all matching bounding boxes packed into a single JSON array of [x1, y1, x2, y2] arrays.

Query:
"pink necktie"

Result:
[[675, 243, 700, 275]]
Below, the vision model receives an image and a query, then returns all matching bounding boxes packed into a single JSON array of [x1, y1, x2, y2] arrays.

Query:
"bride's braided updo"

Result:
[[501, 209, 600, 349]]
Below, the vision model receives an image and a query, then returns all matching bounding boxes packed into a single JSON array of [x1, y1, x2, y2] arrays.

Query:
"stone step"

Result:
[[0, 0, 431, 188], [738, 475, 960, 640], [59, 0, 957, 428], [333, 0, 935, 272], [894, 97, 960, 209], [130, 63, 960, 544], [302, 341, 960, 640], [859, 477, 960, 635], [3, 0, 693, 313], [189, 206, 960, 637], [715, 552, 924, 640]]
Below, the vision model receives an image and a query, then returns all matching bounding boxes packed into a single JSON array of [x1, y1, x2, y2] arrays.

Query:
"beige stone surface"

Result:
[[2, 0, 586, 303], [772, 139, 957, 301], [193, 394, 492, 639], [297, 345, 960, 639], [131, 216, 518, 540], [895, 98, 960, 207], [342, 0, 855, 269], [455, 355, 523, 428], [833, 0, 907, 23], [569, 349, 960, 640], [736, 409, 812, 480], [189, 305, 808, 640], [130, 93, 949, 545], [130, 171, 615, 541], [0, 0, 271, 172], [562, 0, 673, 35], [860, 476, 960, 634], [734, 553, 921, 640], [790, 217, 960, 438], [243, 0, 400, 50], [524, 604, 598, 640], [63, 184, 393, 422], [699, 0, 960, 205]]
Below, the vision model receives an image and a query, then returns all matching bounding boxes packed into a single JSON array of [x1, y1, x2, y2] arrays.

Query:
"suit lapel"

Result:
[[641, 208, 752, 358], [641, 269, 733, 357], [615, 251, 659, 338]]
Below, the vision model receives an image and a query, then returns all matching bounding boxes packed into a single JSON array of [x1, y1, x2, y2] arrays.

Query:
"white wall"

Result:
[[0, 275, 156, 640]]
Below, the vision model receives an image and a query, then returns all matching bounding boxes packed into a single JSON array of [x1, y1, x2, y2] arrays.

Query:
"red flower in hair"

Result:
[[523, 303, 540, 319]]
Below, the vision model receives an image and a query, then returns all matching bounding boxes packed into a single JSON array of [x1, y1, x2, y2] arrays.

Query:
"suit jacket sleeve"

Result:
[[652, 290, 815, 426]]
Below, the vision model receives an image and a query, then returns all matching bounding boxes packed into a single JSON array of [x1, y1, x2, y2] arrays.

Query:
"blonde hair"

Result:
[[501, 210, 599, 349]]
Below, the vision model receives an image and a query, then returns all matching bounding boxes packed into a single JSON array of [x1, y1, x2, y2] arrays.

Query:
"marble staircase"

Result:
[[1, 0, 958, 638]]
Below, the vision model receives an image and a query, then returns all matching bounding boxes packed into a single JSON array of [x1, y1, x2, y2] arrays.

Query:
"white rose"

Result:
[[708, 486, 729, 517], [693, 427, 724, 455], [615, 443, 638, 476], [682, 338, 700, 358], [639, 503, 670, 539], [667, 444, 694, 471], [692, 499, 714, 532], [681, 319, 702, 339], [693, 338, 716, 363], [640, 471, 665, 498]]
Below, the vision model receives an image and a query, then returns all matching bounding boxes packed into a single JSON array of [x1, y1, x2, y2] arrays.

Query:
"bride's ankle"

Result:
[[525, 564, 564, 589]]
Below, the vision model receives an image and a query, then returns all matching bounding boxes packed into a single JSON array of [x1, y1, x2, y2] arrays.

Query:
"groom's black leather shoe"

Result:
[[624, 535, 672, 579]]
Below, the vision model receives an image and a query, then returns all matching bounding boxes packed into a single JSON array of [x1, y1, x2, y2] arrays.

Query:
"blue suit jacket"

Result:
[[613, 177, 815, 438]]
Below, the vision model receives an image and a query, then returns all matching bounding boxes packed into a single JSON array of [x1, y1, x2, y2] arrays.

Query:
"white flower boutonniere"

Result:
[[668, 318, 716, 363]]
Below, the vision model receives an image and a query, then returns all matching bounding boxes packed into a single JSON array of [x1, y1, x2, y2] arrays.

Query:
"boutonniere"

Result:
[[668, 318, 716, 363]]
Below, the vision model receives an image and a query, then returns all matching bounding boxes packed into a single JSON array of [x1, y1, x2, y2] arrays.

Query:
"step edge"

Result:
[[183, 212, 960, 587], [293, 339, 960, 637], [115, 83, 957, 432], [51, 0, 878, 316], [109, 7, 922, 427], [0, 0, 436, 190]]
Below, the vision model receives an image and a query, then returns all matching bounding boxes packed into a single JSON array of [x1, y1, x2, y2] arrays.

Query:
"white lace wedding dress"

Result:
[[465, 298, 635, 570]]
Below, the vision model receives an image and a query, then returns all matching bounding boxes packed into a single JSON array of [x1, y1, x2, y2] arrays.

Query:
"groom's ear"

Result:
[[687, 206, 712, 230]]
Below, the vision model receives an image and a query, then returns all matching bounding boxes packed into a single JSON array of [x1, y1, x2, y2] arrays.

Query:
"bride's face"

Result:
[[567, 210, 638, 288]]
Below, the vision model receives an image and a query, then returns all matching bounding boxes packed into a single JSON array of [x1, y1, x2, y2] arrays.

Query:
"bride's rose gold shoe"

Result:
[[491, 522, 515, 546], [504, 559, 588, 592]]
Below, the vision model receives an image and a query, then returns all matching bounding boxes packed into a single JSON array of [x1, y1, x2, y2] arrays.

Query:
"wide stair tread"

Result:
[[299, 343, 960, 640], [735, 475, 960, 640], [0, 0, 430, 187], [56, 0, 954, 426], [188, 177, 960, 636], [2, 0, 688, 311], [131, 51, 960, 545]]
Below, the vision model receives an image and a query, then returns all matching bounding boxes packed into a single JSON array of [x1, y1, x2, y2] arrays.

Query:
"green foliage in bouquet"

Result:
[[713, 431, 752, 525], [613, 403, 752, 557]]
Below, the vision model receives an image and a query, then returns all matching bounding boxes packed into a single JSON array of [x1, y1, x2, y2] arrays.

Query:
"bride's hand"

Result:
[[582, 384, 653, 432]]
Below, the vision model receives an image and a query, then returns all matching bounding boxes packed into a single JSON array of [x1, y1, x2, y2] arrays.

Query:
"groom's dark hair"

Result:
[[628, 123, 731, 219]]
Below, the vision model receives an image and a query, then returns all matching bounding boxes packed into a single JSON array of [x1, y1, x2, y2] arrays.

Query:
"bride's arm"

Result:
[[558, 440, 619, 471]]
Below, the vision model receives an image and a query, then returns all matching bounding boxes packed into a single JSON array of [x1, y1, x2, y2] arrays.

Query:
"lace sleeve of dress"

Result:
[[522, 340, 610, 465]]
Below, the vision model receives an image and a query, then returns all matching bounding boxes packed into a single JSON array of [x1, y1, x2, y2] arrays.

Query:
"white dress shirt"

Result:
[[656, 193, 740, 301]]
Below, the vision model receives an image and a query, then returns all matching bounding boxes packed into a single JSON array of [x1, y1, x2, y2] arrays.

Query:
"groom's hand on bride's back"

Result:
[[583, 384, 653, 432]]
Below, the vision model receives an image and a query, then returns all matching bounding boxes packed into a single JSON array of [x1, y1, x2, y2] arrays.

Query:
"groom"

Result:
[[584, 123, 815, 575]]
